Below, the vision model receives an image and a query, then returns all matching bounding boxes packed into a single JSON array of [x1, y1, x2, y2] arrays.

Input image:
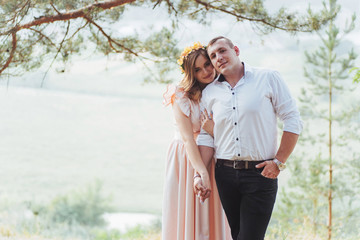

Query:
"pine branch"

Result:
[[1, 0, 136, 36], [84, 16, 155, 62], [0, 32, 17, 75], [41, 21, 71, 88], [28, 27, 57, 48], [192, 0, 333, 32]]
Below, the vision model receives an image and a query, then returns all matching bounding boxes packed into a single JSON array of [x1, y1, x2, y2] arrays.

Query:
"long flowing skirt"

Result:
[[162, 139, 231, 240]]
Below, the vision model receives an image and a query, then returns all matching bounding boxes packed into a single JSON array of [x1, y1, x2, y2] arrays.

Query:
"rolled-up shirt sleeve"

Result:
[[197, 128, 214, 147], [196, 95, 215, 148], [270, 71, 303, 135]]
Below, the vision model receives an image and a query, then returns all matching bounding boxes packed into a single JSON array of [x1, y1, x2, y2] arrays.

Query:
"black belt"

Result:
[[216, 159, 269, 170]]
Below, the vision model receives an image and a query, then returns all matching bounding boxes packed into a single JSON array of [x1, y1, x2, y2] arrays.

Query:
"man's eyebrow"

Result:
[[210, 46, 224, 54], [209, 48, 218, 55]]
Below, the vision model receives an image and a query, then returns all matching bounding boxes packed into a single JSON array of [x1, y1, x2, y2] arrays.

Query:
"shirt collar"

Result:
[[215, 62, 253, 84]]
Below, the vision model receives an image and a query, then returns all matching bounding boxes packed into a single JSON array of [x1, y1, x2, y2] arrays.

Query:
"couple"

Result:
[[162, 36, 302, 240]]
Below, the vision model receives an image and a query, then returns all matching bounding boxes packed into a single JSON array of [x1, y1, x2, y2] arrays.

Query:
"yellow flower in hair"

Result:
[[177, 58, 183, 66], [177, 42, 206, 73]]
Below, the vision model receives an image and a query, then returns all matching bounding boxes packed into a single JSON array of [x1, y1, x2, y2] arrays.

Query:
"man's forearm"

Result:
[[275, 131, 299, 163], [199, 145, 214, 172]]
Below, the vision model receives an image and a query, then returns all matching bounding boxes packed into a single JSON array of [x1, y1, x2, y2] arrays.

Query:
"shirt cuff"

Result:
[[283, 118, 303, 135], [196, 133, 214, 148]]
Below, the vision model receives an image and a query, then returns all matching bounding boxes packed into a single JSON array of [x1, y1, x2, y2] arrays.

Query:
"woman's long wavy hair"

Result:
[[179, 48, 212, 102]]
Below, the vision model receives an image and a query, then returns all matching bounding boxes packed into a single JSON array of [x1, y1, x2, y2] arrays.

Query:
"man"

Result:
[[196, 36, 303, 240]]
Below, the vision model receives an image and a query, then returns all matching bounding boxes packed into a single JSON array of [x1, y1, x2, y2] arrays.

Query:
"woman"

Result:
[[162, 42, 231, 240]]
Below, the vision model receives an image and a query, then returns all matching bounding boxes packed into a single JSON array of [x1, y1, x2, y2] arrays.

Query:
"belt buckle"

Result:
[[233, 161, 238, 169], [233, 160, 247, 170], [232, 160, 249, 169]]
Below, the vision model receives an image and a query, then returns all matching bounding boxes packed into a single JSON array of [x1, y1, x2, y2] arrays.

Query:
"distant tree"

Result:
[[0, 0, 337, 84], [350, 67, 360, 83], [275, 0, 359, 239]]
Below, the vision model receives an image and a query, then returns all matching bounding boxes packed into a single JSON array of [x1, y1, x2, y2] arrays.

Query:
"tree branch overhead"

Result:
[[0, 0, 338, 82]]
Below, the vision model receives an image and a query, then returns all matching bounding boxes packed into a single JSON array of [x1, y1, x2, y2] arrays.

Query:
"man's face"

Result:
[[207, 39, 240, 76]]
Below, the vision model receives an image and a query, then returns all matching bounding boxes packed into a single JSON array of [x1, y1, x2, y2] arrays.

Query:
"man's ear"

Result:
[[234, 46, 240, 56]]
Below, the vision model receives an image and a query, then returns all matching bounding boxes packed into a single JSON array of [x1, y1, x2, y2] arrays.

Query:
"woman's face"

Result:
[[194, 54, 216, 85]]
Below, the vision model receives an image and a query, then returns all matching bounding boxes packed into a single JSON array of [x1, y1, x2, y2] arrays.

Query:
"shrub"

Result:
[[47, 180, 113, 226]]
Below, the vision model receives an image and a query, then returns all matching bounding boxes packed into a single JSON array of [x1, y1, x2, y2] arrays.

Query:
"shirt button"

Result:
[[236, 138, 239, 141], [238, 154, 240, 156], [232, 92, 235, 95], [234, 122, 237, 125], [233, 107, 235, 110]]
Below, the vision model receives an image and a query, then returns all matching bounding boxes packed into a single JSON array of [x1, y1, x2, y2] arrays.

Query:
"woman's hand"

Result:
[[198, 172, 212, 201], [194, 176, 205, 195], [201, 109, 214, 137], [194, 175, 211, 203]]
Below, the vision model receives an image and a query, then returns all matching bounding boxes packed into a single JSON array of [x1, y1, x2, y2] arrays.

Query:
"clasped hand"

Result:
[[193, 176, 211, 203]]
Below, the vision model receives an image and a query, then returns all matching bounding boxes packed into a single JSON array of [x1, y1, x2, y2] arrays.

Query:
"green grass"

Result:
[[0, 180, 164, 240], [93, 220, 161, 240]]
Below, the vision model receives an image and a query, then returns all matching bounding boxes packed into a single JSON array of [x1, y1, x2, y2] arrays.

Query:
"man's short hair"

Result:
[[208, 36, 234, 49]]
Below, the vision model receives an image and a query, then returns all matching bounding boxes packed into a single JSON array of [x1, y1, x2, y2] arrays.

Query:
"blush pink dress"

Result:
[[162, 86, 231, 240]]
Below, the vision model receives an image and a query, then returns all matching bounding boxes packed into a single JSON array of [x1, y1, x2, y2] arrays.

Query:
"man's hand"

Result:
[[255, 160, 280, 179]]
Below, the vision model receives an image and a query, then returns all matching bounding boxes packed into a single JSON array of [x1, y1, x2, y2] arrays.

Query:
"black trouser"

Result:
[[215, 163, 278, 240]]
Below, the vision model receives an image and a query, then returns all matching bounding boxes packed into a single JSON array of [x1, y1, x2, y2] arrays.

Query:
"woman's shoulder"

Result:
[[163, 84, 188, 106]]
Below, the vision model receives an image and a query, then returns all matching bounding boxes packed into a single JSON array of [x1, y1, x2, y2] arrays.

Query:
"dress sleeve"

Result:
[[163, 85, 190, 117]]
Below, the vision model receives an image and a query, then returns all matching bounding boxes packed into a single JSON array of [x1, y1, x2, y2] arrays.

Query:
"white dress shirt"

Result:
[[197, 63, 303, 161]]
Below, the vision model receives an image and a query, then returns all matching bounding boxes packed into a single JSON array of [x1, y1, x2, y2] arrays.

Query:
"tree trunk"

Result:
[[327, 20, 333, 240]]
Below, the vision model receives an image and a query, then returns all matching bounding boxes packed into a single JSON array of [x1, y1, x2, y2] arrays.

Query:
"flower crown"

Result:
[[177, 42, 206, 73]]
